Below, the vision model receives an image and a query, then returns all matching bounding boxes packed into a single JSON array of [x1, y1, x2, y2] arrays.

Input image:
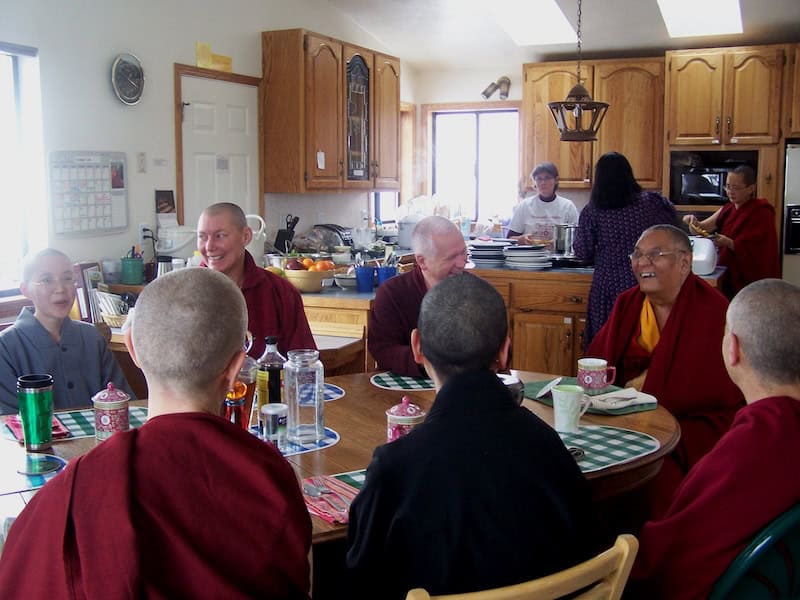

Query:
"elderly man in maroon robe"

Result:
[[588, 224, 743, 518], [0, 268, 312, 599], [630, 278, 800, 600]]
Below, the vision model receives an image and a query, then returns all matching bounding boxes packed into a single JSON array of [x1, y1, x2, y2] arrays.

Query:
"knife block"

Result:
[[274, 229, 295, 254]]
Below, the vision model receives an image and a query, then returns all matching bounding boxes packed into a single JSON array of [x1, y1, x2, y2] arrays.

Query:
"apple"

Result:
[[285, 258, 306, 270], [265, 266, 285, 277]]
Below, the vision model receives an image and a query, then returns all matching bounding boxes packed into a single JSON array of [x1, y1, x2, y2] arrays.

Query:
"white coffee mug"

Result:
[[552, 384, 591, 434]]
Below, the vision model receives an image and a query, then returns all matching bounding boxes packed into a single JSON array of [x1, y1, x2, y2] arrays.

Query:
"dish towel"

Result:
[[302, 475, 360, 524]]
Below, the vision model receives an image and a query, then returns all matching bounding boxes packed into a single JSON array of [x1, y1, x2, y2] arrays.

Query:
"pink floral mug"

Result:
[[577, 358, 616, 395]]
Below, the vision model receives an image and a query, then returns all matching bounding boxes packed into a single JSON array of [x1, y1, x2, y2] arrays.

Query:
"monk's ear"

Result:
[[222, 349, 246, 391], [124, 328, 141, 369], [411, 328, 425, 365], [495, 336, 511, 372], [724, 330, 742, 367]]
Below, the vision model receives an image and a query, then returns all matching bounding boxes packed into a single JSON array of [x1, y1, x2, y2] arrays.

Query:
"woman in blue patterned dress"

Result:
[[575, 152, 677, 350]]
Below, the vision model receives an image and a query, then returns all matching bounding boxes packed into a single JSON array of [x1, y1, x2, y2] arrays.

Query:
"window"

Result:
[[431, 108, 519, 224], [0, 43, 46, 292]]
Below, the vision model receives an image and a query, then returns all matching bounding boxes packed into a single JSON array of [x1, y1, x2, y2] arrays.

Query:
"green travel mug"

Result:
[[17, 374, 54, 451]]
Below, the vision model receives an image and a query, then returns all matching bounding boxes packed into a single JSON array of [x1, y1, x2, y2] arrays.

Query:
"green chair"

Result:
[[709, 503, 800, 599]]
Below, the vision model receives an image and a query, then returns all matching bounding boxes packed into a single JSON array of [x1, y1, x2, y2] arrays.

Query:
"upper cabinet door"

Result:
[[343, 45, 374, 190], [785, 44, 800, 138], [724, 47, 783, 144], [305, 34, 343, 189], [523, 63, 593, 188], [666, 51, 724, 145], [594, 59, 664, 189], [373, 54, 401, 190]]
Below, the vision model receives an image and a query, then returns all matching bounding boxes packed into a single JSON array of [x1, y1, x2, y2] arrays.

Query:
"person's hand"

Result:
[[625, 370, 648, 392], [682, 214, 697, 226], [714, 234, 734, 251]]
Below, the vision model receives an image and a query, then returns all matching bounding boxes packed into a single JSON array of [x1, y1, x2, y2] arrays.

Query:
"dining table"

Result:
[[0, 370, 680, 547]]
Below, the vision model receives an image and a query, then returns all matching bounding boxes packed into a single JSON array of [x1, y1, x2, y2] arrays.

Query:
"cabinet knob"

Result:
[[766, 172, 773, 184], [585, 165, 591, 182], [568, 295, 583, 304], [726, 116, 732, 136], [518, 307, 533, 313], [715, 116, 721, 136]]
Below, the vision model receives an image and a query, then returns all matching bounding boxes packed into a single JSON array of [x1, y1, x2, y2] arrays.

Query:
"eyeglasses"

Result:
[[628, 250, 686, 264], [533, 176, 555, 183], [31, 276, 76, 289], [724, 184, 751, 192]]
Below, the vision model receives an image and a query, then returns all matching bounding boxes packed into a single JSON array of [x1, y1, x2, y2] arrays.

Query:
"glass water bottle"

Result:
[[284, 349, 325, 443]]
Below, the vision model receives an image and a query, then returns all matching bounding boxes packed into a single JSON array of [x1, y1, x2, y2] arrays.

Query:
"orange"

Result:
[[302, 257, 315, 268], [317, 260, 335, 271]]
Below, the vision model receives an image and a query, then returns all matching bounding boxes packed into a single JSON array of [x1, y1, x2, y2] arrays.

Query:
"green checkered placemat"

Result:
[[370, 372, 435, 391], [55, 406, 149, 439], [333, 468, 367, 491], [560, 425, 660, 474], [525, 379, 656, 416]]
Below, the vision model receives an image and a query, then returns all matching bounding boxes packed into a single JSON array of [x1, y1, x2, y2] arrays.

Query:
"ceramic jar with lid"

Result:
[[92, 382, 131, 440], [386, 395, 426, 442]]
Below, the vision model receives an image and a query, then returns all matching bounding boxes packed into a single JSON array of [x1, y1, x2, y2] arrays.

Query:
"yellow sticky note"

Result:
[[211, 53, 232, 73], [196, 42, 212, 69]]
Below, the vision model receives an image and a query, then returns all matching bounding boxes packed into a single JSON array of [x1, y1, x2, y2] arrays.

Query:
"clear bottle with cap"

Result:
[[255, 336, 286, 415], [187, 250, 204, 267], [284, 349, 325, 443]]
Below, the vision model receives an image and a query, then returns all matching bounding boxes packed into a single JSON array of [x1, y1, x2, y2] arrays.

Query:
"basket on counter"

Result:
[[101, 313, 128, 328]]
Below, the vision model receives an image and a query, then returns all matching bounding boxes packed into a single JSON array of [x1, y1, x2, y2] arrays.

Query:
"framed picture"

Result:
[[155, 190, 176, 214]]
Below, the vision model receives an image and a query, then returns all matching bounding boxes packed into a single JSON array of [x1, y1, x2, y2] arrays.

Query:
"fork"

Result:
[[312, 477, 348, 512]]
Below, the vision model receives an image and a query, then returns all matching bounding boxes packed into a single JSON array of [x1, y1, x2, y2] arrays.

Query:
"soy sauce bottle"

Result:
[[256, 336, 286, 413]]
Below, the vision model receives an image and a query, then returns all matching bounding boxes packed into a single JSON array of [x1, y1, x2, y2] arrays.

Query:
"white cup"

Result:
[[552, 384, 591, 433]]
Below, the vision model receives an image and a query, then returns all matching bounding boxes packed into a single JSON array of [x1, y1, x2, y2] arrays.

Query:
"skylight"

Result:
[[490, 0, 576, 46], [657, 0, 743, 38]]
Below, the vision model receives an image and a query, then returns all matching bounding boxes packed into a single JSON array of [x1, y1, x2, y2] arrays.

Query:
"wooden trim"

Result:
[[173, 64, 261, 225], [420, 100, 522, 196], [399, 101, 417, 202]]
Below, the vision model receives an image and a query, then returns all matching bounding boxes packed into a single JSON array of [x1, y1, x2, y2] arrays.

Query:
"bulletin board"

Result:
[[48, 151, 129, 237]]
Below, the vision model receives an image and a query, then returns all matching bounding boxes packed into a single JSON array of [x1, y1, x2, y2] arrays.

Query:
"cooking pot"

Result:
[[552, 224, 578, 257], [398, 213, 425, 249]]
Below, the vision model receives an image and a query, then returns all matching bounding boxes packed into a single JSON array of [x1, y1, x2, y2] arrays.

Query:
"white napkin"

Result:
[[590, 388, 657, 410]]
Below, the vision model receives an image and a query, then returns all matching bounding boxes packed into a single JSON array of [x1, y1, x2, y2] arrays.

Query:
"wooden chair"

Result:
[[709, 503, 800, 599], [405, 534, 638, 600]]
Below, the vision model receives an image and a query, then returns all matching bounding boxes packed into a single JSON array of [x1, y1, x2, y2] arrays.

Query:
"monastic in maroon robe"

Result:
[[630, 396, 800, 600], [588, 274, 744, 514], [0, 412, 312, 599], [716, 197, 780, 298]]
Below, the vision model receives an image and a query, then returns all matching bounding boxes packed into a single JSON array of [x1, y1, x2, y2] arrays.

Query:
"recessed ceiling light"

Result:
[[657, 0, 743, 38], [490, 0, 576, 46]]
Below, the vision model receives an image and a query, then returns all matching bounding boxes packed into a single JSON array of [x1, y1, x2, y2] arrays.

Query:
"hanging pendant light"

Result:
[[547, 0, 609, 142]]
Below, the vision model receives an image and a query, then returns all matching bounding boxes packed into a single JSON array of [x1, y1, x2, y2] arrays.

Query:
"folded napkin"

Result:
[[590, 388, 658, 411], [3, 414, 71, 443], [525, 378, 658, 416], [302, 475, 360, 525]]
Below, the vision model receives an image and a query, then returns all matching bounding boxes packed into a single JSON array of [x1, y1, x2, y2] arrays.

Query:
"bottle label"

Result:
[[256, 369, 269, 410]]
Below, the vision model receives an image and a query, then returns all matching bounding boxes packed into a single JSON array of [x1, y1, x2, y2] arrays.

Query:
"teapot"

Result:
[[246, 214, 268, 265]]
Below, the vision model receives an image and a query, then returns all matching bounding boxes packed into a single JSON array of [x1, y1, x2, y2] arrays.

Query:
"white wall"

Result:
[[413, 67, 522, 104], [1, 0, 398, 263]]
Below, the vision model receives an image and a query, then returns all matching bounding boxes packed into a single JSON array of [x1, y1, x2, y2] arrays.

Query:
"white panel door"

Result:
[[181, 76, 259, 228]]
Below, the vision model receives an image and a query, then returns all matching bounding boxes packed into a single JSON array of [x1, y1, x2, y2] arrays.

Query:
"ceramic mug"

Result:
[[552, 384, 591, 434], [577, 358, 617, 395]]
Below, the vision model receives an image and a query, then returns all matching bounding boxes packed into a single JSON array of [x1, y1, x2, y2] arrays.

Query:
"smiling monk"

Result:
[[588, 224, 743, 518]]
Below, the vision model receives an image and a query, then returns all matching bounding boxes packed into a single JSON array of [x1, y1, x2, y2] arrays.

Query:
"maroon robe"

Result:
[[716, 197, 780, 298], [0, 412, 312, 599], [588, 274, 744, 514], [239, 251, 316, 358], [631, 396, 800, 600]]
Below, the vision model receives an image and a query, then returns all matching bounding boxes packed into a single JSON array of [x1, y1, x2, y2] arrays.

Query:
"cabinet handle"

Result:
[[766, 172, 773, 185], [568, 295, 583, 304], [565, 329, 572, 350], [339, 159, 344, 177], [726, 116, 732, 136], [715, 116, 720, 135], [585, 165, 591, 182], [518, 307, 533, 313]]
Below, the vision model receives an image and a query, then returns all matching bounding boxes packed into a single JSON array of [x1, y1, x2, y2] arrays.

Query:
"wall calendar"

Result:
[[49, 151, 129, 237]]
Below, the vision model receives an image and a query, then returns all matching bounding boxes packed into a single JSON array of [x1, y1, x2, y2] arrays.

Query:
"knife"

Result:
[[535, 377, 562, 399]]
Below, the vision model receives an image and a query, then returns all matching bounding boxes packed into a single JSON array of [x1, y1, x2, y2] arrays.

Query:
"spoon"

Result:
[[303, 483, 347, 513]]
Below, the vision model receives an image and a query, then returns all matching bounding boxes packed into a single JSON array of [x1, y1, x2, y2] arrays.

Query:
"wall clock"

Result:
[[111, 53, 144, 105]]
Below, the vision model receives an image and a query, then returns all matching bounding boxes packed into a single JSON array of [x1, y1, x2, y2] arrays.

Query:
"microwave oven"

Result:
[[670, 166, 731, 205]]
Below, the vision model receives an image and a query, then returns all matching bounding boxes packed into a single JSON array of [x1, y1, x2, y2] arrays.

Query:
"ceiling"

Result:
[[326, 0, 800, 71]]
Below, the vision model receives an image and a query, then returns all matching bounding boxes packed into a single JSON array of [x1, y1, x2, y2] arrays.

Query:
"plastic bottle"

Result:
[[224, 381, 248, 429], [285, 349, 325, 443], [255, 336, 286, 416], [187, 250, 203, 267]]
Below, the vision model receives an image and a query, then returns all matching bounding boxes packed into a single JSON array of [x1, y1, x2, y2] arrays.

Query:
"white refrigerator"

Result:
[[783, 144, 800, 286]]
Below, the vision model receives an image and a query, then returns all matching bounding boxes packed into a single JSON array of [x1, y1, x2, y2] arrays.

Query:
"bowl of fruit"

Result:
[[283, 257, 336, 293]]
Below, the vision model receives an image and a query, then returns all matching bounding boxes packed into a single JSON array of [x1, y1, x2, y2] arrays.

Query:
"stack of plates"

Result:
[[503, 245, 552, 270], [468, 240, 512, 268]]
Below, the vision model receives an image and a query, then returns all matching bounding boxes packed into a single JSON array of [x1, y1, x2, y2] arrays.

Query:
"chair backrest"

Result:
[[405, 534, 638, 600], [709, 503, 800, 600]]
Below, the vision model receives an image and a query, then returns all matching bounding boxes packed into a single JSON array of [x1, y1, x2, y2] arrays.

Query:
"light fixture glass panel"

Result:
[[657, 0, 743, 38], [491, 0, 576, 46]]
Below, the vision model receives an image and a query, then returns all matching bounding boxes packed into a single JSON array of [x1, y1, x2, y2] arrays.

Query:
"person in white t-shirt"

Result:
[[507, 162, 578, 249]]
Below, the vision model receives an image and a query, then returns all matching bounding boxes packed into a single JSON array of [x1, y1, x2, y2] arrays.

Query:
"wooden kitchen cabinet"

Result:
[[783, 44, 800, 138], [261, 29, 400, 193], [522, 57, 664, 190], [666, 45, 784, 146], [594, 59, 664, 190], [512, 312, 578, 376], [522, 62, 594, 188]]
